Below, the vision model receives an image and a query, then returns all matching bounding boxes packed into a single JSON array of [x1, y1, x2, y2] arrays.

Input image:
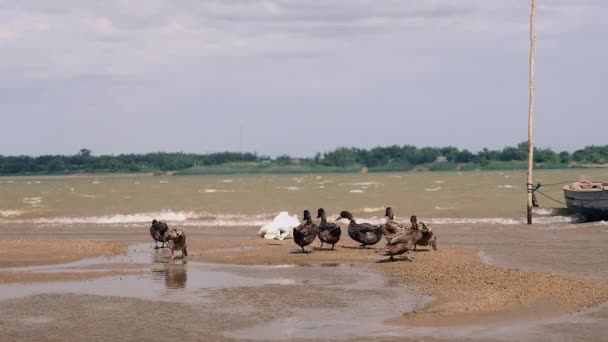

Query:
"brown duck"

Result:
[[163, 227, 188, 260], [378, 231, 416, 261], [380, 207, 406, 243]]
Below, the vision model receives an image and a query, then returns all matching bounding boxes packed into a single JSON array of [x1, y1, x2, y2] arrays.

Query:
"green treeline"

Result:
[[1, 143, 608, 176]]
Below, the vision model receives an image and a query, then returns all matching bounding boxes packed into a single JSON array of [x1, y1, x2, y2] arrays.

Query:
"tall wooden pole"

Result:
[[527, 0, 536, 225]]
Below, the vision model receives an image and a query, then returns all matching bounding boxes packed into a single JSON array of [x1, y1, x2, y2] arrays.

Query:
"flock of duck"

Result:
[[294, 207, 437, 261], [148, 206, 436, 262]]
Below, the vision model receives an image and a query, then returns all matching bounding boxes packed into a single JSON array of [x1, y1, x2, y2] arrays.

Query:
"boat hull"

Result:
[[563, 187, 608, 221]]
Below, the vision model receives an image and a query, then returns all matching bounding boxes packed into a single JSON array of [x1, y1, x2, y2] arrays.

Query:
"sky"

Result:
[[0, 0, 607, 157]]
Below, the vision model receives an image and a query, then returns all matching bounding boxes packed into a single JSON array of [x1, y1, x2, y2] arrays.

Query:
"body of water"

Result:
[[1, 169, 607, 229]]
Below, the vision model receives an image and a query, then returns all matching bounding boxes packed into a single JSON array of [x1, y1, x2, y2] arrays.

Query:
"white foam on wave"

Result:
[[425, 187, 442, 192], [92, 180, 100, 184], [532, 208, 555, 215], [282, 187, 302, 191], [497, 185, 515, 189], [159, 180, 169, 184], [76, 193, 101, 198], [434, 206, 454, 210], [23, 197, 42, 206], [350, 189, 365, 193], [28, 210, 201, 225], [358, 207, 385, 213], [0, 210, 25, 218], [350, 182, 382, 187], [434, 180, 445, 184], [201, 189, 235, 193], [291, 177, 304, 183], [219, 179, 234, 183], [428, 215, 577, 225]]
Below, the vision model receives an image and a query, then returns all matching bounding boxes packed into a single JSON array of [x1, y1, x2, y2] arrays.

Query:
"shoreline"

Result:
[[2, 226, 608, 338], [1, 164, 605, 178]]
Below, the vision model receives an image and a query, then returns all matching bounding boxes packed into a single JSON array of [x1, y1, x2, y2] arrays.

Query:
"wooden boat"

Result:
[[563, 176, 608, 221]]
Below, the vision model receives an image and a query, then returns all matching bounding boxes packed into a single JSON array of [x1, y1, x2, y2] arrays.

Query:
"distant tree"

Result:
[[276, 155, 291, 165]]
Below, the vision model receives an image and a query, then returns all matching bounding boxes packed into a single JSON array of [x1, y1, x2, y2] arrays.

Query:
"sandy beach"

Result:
[[2, 222, 608, 341]]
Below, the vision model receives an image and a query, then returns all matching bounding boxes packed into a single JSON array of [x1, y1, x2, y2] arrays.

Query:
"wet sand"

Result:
[[1, 223, 608, 341], [0, 240, 127, 268], [188, 236, 608, 327]]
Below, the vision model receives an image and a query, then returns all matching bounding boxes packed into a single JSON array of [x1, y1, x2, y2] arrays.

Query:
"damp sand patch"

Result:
[[0, 240, 127, 268]]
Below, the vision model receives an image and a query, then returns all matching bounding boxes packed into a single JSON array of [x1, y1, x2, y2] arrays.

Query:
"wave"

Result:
[[424, 187, 442, 192], [350, 182, 382, 187], [28, 210, 201, 225], [357, 207, 385, 213], [0, 210, 25, 218], [201, 189, 235, 193], [497, 185, 515, 189], [282, 186, 303, 191], [0, 210, 275, 227], [428, 215, 578, 225], [23, 197, 42, 206], [349, 189, 365, 193]]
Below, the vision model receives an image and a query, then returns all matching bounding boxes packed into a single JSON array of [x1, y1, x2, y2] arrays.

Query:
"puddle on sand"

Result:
[[0, 243, 319, 303], [0, 243, 432, 340]]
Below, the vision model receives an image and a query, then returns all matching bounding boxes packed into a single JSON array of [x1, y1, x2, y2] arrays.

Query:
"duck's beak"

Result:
[[335, 217, 341, 221]]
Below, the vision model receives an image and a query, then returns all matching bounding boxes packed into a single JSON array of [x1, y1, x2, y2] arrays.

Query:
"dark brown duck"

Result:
[[150, 219, 169, 249], [336, 211, 383, 248], [293, 210, 319, 254], [316, 208, 341, 250]]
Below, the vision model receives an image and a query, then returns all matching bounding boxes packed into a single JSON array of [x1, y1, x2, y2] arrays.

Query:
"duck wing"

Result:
[[353, 222, 382, 234], [387, 230, 418, 247], [319, 221, 341, 235]]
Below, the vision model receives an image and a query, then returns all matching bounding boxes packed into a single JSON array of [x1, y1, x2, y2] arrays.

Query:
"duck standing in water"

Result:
[[293, 210, 319, 254], [163, 227, 188, 260], [336, 211, 383, 248], [380, 207, 406, 243], [150, 219, 169, 249], [317, 208, 341, 250]]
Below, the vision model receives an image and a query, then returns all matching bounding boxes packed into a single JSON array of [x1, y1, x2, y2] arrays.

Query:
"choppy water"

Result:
[[1, 169, 607, 228]]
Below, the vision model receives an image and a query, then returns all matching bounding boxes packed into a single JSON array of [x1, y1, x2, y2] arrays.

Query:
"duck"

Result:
[[150, 219, 169, 249], [293, 210, 319, 254], [378, 231, 416, 262], [380, 207, 406, 243], [163, 227, 188, 260], [406, 216, 437, 251], [414, 222, 438, 251], [336, 211, 383, 248], [316, 208, 341, 250]]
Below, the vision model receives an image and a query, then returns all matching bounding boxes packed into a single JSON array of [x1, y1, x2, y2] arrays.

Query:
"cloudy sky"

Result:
[[1, 0, 606, 157]]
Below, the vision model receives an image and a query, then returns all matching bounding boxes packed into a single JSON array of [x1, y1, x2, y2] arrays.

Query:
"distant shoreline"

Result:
[[1, 164, 605, 178]]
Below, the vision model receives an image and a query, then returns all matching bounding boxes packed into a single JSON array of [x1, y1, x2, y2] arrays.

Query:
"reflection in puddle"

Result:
[[151, 263, 188, 290]]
